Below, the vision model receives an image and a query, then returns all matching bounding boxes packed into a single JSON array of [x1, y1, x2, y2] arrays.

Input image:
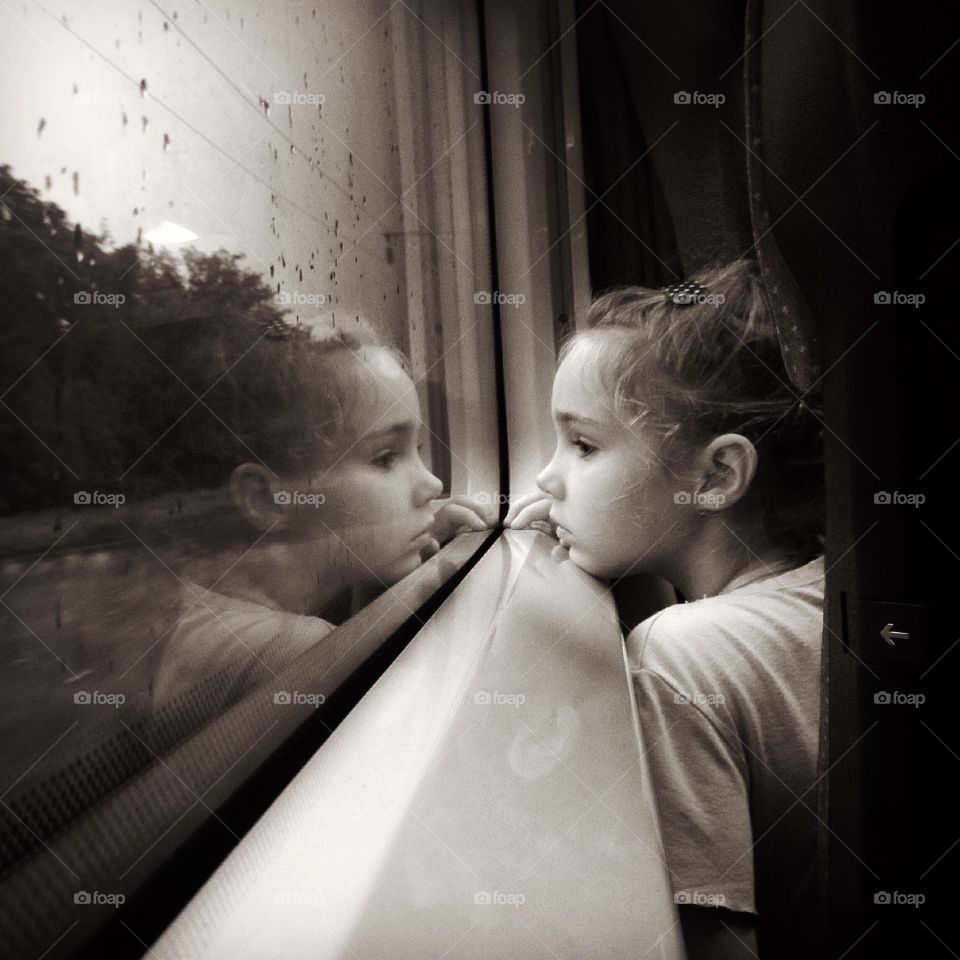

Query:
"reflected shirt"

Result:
[[151, 581, 335, 717], [625, 556, 824, 960]]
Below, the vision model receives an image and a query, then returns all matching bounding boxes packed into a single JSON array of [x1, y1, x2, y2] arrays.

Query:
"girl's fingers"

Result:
[[503, 491, 549, 526], [434, 502, 490, 535], [419, 535, 441, 560], [506, 497, 553, 530], [447, 494, 498, 527]]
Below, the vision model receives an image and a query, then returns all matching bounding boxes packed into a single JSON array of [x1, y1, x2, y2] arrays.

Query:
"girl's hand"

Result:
[[421, 495, 499, 559], [503, 491, 557, 538]]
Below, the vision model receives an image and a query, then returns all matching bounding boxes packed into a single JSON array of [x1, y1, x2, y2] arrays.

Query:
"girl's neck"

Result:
[[212, 542, 346, 616], [671, 519, 795, 601]]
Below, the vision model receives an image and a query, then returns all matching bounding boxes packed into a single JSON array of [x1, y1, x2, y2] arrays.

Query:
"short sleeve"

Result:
[[634, 668, 757, 915]]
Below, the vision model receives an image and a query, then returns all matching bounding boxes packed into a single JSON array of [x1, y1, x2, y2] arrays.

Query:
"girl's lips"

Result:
[[555, 525, 572, 543]]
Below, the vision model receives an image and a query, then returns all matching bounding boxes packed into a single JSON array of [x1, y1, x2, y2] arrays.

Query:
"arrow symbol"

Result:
[[881, 623, 910, 646]]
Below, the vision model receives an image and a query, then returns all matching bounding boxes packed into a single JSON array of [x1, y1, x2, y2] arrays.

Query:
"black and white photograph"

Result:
[[0, 1, 956, 958]]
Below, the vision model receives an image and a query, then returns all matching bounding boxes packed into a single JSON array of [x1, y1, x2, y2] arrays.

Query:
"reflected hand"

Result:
[[503, 491, 557, 539], [423, 495, 499, 558]]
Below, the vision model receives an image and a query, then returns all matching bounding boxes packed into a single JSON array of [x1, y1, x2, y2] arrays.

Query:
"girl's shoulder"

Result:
[[625, 556, 825, 677]]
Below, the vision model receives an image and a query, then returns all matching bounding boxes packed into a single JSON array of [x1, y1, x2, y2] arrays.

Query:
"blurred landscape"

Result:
[[0, 164, 296, 786]]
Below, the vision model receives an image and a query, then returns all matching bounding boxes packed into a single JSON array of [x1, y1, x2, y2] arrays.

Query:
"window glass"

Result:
[[0, 0, 498, 939]]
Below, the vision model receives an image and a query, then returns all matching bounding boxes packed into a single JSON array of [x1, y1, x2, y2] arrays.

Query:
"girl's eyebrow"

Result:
[[361, 420, 419, 441], [555, 411, 602, 427]]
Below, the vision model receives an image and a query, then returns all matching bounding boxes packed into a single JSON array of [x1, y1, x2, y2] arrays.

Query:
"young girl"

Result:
[[505, 260, 824, 960], [151, 318, 494, 718]]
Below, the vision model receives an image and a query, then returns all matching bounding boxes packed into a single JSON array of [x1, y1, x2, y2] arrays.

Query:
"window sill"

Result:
[[0, 531, 493, 960], [150, 529, 685, 959]]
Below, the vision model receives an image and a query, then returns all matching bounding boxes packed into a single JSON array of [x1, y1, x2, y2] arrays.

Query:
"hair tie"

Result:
[[662, 280, 708, 305]]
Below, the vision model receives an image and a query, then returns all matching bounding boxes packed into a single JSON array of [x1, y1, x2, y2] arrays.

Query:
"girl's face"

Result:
[[536, 335, 692, 581], [282, 348, 444, 588]]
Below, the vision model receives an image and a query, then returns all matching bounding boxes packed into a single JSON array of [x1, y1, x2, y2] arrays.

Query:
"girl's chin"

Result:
[[564, 546, 617, 578]]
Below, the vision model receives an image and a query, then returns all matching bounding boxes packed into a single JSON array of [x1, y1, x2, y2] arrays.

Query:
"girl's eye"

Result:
[[373, 450, 397, 469], [570, 437, 596, 458]]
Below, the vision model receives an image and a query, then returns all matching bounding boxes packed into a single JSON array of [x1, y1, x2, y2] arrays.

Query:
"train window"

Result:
[[0, 0, 500, 954]]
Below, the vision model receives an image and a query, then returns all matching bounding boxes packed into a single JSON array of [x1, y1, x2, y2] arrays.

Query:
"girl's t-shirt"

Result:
[[625, 555, 824, 960], [151, 581, 336, 717]]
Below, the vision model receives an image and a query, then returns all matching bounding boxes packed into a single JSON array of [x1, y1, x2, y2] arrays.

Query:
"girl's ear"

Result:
[[229, 463, 288, 532], [693, 433, 758, 512]]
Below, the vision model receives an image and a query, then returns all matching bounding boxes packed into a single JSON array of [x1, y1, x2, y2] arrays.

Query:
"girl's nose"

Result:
[[536, 455, 563, 500], [416, 463, 444, 505]]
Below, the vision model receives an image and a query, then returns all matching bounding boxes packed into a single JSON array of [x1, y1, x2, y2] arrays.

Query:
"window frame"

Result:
[[0, 2, 593, 956]]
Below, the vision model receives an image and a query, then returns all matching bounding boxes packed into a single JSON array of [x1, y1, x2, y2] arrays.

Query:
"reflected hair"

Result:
[[192, 319, 410, 482], [561, 259, 824, 562]]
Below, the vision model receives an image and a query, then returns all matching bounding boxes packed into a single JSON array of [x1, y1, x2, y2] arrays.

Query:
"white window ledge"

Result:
[[150, 530, 685, 959]]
